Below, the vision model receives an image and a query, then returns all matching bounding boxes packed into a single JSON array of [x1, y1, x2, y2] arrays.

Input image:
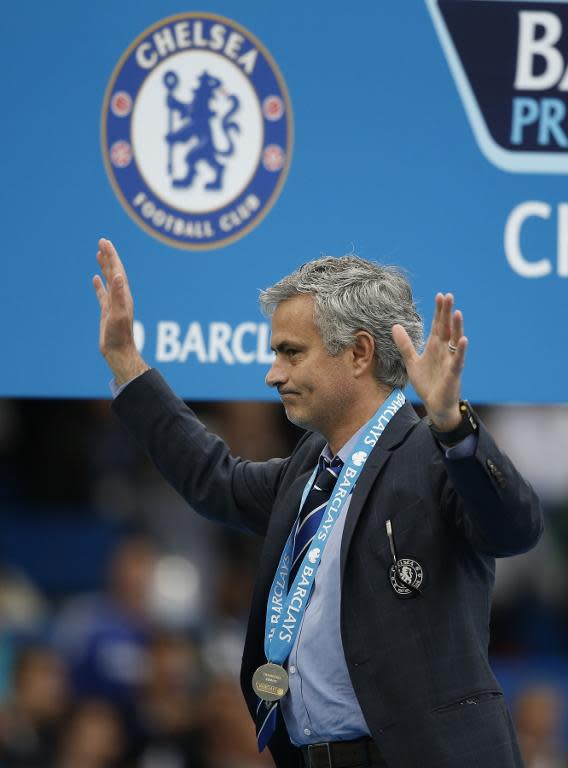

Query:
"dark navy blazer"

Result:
[[113, 369, 543, 768]]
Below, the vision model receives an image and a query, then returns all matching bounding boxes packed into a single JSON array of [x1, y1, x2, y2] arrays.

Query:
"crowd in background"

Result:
[[0, 397, 567, 768]]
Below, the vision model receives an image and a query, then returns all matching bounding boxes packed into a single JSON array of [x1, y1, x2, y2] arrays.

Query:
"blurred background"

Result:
[[0, 399, 567, 768]]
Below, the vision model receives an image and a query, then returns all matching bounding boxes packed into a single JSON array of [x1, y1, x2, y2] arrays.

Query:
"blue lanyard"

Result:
[[264, 389, 406, 664]]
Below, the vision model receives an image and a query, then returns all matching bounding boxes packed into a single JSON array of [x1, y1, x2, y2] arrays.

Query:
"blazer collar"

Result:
[[371, 399, 421, 451]]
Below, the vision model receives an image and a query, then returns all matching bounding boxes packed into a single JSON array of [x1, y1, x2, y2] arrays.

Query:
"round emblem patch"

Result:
[[101, 13, 293, 250], [307, 547, 321, 564], [389, 558, 424, 598]]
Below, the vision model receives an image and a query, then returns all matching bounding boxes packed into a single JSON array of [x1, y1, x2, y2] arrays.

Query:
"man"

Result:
[[93, 239, 543, 768]]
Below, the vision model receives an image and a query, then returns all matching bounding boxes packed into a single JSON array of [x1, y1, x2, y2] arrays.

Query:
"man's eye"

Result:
[[286, 349, 298, 357]]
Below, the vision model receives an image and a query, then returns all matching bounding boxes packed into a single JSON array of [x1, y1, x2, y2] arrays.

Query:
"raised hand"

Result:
[[392, 293, 467, 431], [93, 238, 149, 385]]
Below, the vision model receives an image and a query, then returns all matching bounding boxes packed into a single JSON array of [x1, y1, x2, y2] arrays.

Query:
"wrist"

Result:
[[106, 349, 149, 386], [428, 401, 478, 446], [427, 404, 461, 433]]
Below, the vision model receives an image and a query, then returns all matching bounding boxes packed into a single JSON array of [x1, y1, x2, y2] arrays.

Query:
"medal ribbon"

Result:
[[263, 388, 406, 665]]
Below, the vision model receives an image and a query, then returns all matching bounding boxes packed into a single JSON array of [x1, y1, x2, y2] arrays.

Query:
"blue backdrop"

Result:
[[2, 0, 567, 401]]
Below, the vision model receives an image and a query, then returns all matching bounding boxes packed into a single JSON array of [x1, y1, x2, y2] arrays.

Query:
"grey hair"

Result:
[[259, 255, 424, 389]]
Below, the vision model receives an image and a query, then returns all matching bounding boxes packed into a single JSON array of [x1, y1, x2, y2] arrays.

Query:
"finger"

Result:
[[93, 274, 108, 310], [96, 245, 114, 288], [430, 293, 444, 336], [98, 238, 117, 286], [439, 294, 453, 341], [99, 238, 129, 287], [392, 323, 419, 367], [109, 272, 128, 312], [450, 309, 464, 346], [96, 249, 110, 289], [449, 336, 468, 376]]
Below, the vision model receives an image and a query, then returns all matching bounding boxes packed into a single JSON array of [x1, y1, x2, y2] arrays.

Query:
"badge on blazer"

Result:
[[389, 557, 424, 598]]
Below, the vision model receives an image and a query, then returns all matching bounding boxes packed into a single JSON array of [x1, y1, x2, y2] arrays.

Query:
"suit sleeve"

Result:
[[112, 368, 288, 537], [435, 417, 544, 557]]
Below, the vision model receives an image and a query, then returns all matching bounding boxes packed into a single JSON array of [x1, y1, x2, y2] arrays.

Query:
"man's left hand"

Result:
[[392, 293, 467, 431]]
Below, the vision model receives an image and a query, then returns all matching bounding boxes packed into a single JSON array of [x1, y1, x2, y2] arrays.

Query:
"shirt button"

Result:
[[304, 728, 311, 737], [289, 666, 296, 674]]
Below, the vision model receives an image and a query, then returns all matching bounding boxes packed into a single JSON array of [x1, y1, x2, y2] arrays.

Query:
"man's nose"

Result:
[[265, 358, 287, 388]]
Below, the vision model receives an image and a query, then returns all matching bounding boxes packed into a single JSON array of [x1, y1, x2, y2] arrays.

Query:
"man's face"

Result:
[[265, 294, 355, 435]]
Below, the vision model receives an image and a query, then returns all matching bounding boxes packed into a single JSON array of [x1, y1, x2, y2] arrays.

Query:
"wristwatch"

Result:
[[429, 400, 478, 447]]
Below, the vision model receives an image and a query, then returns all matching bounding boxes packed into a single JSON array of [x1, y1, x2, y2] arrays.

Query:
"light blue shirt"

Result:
[[280, 425, 369, 745]]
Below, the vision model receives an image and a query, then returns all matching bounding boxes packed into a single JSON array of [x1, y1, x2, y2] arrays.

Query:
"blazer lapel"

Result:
[[340, 402, 421, 578]]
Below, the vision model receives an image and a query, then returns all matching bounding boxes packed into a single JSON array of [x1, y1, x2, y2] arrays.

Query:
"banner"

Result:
[[2, 1, 567, 401]]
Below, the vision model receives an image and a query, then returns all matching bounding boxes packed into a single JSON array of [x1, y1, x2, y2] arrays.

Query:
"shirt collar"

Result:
[[319, 418, 372, 466]]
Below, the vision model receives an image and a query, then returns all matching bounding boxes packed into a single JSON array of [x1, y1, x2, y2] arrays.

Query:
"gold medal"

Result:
[[252, 663, 289, 701]]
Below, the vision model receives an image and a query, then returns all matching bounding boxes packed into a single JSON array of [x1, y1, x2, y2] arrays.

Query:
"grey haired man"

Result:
[[94, 239, 542, 768]]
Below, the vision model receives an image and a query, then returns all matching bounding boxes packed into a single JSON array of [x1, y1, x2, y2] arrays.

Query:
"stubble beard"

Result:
[[282, 403, 312, 432], [281, 395, 323, 434]]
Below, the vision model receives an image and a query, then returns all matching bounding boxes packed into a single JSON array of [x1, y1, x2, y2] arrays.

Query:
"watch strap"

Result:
[[429, 400, 478, 446]]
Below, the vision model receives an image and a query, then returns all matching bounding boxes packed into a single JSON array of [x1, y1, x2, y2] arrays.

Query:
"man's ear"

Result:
[[351, 331, 376, 377]]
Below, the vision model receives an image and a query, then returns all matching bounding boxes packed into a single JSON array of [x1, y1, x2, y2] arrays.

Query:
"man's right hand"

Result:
[[93, 238, 149, 386]]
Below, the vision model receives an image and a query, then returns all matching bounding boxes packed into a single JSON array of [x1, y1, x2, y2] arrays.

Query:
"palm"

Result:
[[93, 239, 134, 349], [392, 293, 467, 429], [93, 238, 146, 384], [98, 285, 133, 354]]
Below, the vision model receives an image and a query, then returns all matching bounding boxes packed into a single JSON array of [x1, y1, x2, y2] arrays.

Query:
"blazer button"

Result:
[[487, 458, 506, 488]]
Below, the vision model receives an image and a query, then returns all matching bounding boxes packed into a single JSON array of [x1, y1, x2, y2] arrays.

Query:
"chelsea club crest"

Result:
[[101, 13, 293, 250]]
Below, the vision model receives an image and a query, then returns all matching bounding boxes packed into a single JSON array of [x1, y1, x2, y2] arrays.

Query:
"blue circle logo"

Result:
[[101, 13, 293, 250]]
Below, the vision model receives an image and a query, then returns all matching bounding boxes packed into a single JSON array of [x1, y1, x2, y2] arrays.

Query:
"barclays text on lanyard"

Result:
[[252, 389, 406, 706]]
